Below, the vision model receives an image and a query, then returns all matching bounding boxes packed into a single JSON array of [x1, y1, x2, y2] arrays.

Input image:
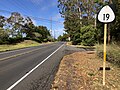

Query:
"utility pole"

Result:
[[54, 30, 56, 40], [50, 17, 52, 36]]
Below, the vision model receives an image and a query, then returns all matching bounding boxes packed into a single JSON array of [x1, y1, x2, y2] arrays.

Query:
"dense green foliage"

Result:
[[110, 0, 120, 41], [0, 12, 51, 44], [80, 25, 96, 46], [58, 33, 69, 41], [94, 0, 120, 67], [58, 0, 120, 45]]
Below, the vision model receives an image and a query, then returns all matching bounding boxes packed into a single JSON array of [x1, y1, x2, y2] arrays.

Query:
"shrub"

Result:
[[72, 33, 81, 45], [96, 44, 120, 67]]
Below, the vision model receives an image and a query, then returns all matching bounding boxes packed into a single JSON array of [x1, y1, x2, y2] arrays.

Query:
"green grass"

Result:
[[96, 43, 120, 66], [0, 40, 41, 52]]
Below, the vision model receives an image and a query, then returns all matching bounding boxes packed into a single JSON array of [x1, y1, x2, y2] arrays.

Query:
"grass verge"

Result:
[[51, 51, 120, 90], [96, 43, 120, 67], [0, 40, 42, 52], [66, 42, 96, 51]]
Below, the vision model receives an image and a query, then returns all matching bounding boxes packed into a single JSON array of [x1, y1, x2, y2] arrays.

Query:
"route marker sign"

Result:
[[98, 5, 115, 23], [98, 5, 115, 86]]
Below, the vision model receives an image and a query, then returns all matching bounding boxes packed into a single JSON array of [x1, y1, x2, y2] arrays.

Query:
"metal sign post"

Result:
[[103, 23, 107, 85], [98, 5, 115, 85]]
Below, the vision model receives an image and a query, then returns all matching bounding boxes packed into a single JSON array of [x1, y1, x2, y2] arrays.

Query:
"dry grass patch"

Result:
[[51, 51, 120, 90], [0, 40, 40, 52]]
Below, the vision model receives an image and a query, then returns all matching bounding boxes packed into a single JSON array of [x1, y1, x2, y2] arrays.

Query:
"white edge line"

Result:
[[7, 44, 64, 90]]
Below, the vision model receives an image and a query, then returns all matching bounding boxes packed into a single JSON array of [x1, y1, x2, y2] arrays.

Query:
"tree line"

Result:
[[57, 0, 120, 45], [0, 12, 52, 44]]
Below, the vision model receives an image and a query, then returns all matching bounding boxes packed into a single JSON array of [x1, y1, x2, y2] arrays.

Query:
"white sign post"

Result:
[[98, 5, 115, 86]]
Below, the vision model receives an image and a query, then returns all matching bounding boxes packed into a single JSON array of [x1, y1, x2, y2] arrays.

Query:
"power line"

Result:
[[12, 0, 32, 14], [0, 9, 63, 24], [50, 17, 52, 35], [6, 1, 28, 15], [0, 9, 49, 24], [13, 0, 40, 15]]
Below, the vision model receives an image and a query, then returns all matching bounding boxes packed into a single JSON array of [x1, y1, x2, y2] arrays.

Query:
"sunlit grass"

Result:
[[0, 40, 40, 52], [96, 43, 120, 66]]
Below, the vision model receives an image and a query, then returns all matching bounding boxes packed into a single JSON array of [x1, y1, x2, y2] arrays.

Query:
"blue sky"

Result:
[[0, 0, 64, 38]]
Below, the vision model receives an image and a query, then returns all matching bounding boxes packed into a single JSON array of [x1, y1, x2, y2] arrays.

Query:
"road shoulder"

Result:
[[51, 49, 120, 90]]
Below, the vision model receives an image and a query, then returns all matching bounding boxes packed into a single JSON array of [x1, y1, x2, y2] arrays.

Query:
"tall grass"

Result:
[[96, 43, 120, 67]]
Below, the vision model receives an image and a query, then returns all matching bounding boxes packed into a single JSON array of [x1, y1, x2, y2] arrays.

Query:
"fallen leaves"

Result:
[[51, 51, 120, 90]]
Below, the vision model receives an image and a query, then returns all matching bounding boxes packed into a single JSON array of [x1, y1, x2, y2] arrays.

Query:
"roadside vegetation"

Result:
[[96, 43, 120, 67], [57, 0, 120, 66], [51, 51, 120, 90], [57, 0, 120, 45], [0, 12, 54, 52], [0, 40, 41, 52], [55, 1, 120, 89], [0, 12, 53, 45]]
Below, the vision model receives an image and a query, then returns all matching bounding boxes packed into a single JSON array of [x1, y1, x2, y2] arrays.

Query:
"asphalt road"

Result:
[[0, 42, 65, 90]]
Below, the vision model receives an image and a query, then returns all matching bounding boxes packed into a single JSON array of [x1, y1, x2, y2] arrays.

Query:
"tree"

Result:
[[110, 0, 120, 42], [57, 33, 69, 41], [96, 0, 120, 43], [80, 25, 97, 46], [58, 0, 99, 45], [0, 16, 10, 44], [0, 12, 52, 44], [35, 26, 51, 42], [7, 12, 24, 38], [58, 0, 82, 43], [58, 35, 62, 41], [0, 16, 6, 28], [64, 16, 81, 40], [23, 17, 36, 39], [0, 27, 9, 44]]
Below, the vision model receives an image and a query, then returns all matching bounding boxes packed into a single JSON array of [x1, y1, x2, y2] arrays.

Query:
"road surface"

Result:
[[0, 42, 65, 90]]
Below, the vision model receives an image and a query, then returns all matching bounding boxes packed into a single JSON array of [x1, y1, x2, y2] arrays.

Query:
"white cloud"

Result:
[[51, 2, 57, 7], [53, 14, 61, 21], [0, 12, 10, 18], [53, 26, 65, 38], [31, 19, 37, 25], [41, 6, 48, 11], [40, 1, 58, 11], [52, 14, 64, 25], [30, 0, 43, 5]]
